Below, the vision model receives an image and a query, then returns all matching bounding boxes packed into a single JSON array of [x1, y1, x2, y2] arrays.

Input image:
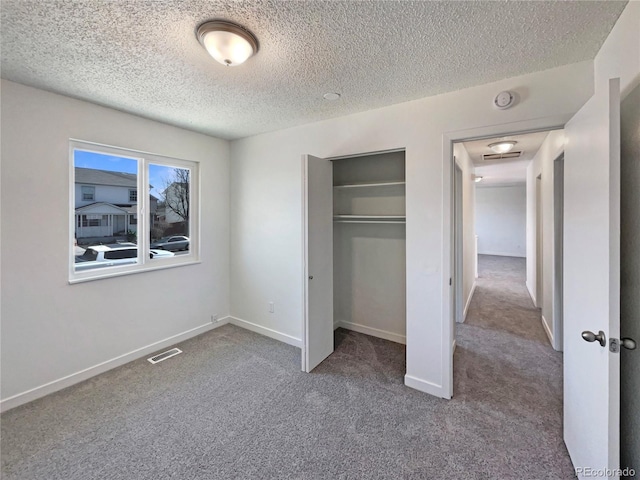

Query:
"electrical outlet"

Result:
[[211, 314, 219, 323], [268, 302, 274, 313]]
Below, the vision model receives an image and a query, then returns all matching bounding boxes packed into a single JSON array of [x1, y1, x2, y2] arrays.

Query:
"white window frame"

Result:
[[129, 189, 137, 202], [69, 139, 200, 283]]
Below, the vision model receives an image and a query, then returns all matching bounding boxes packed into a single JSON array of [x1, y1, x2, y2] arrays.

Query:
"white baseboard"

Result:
[[452, 339, 457, 354], [0, 318, 230, 413], [478, 251, 526, 258], [333, 321, 340, 331], [541, 315, 554, 346], [337, 320, 406, 345], [404, 374, 449, 398], [229, 316, 302, 348], [463, 280, 477, 321], [526, 281, 537, 306]]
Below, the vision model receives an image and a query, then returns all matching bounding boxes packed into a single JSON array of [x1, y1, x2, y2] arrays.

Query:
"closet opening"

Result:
[[332, 150, 407, 348], [302, 149, 406, 377]]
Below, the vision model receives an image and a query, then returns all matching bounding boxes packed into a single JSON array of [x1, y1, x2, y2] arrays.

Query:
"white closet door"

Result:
[[302, 154, 334, 372]]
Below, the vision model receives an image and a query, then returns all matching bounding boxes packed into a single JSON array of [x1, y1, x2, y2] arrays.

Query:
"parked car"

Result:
[[75, 245, 174, 271], [150, 249, 175, 259], [150, 235, 189, 251]]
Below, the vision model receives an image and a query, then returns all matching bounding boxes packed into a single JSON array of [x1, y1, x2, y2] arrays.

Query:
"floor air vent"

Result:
[[148, 348, 182, 364]]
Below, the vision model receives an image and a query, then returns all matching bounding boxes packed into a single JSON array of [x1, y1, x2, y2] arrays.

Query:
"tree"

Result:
[[162, 168, 190, 234]]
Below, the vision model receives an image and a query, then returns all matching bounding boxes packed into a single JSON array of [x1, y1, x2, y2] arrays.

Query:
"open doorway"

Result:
[[451, 128, 566, 399]]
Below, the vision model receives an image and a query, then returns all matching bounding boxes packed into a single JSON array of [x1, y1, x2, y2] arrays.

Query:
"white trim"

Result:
[[452, 339, 457, 354], [68, 260, 202, 284], [541, 314, 554, 346], [229, 316, 302, 348], [526, 280, 537, 305], [463, 280, 477, 321], [337, 320, 406, 344], [404, 374, 449, 398], [327, 147, 405, 161], [333, 320, 340, 330], [301, 155, 309, 371], [0, 319, 229, 413], [477, 251, 526, 258]]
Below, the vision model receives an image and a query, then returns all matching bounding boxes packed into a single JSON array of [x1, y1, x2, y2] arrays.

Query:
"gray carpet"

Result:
[[1, 255, 574, 479]]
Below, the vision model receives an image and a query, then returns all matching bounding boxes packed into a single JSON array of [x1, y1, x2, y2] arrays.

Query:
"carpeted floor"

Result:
[[1, 255, 574, 479]]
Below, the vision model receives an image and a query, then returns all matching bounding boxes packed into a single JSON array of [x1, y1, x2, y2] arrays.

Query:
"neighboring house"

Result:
[[74, 167, 158, 240]]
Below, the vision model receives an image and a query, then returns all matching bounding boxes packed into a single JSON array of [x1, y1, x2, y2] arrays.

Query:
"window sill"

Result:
[[68, 257, 201, 284]]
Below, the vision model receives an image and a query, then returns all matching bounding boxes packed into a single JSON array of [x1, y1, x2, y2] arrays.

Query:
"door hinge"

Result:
[[449, 277, 452, 286]]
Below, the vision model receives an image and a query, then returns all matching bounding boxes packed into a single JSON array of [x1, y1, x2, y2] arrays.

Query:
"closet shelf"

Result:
[[333, 181, 405, 189], [333, 215, 406, 224]]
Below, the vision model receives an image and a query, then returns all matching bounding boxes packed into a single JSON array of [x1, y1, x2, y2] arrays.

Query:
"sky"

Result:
[[74, 149, 184, 200]]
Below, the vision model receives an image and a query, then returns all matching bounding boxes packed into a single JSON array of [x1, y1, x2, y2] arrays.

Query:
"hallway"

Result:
[[454, 254, 573, 476]]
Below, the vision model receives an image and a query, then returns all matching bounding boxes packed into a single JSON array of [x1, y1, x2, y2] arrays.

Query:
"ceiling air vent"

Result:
[[482, 151, 523, 161], [148, 348, 182, 364]]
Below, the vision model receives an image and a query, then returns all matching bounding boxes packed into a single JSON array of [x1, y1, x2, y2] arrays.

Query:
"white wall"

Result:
[[0, 80, 230, 408], [453, 143, 477, 320], [230, 60, 594, 398], [475, 184, 526, 258], [526, 130, 564, 347]]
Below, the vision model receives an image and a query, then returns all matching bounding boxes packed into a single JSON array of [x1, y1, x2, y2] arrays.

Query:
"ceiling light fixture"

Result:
[[488, 141, 517, 154], [197, 20, 259, 67], [474, 175, 483, 183]]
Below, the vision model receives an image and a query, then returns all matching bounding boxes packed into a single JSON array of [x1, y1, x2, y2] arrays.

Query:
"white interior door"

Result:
[[302, 154, 334, 372], [563, 78, 620, 475]]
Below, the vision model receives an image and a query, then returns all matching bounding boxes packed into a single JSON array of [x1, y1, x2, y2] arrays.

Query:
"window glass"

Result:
[[149, 164, 191, 257], [73, 150, 138, 273], [104, 249, 137, 260], [81, 186, 95, 201]]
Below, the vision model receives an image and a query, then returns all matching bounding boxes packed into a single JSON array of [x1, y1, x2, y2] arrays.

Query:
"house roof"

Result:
[[0, 1, 628, 140], [75, 202, 129, 215], [75, 168, 137, 188]]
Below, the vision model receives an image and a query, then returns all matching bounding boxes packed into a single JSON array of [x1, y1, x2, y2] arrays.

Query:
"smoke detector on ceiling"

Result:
[[493, 91, 515, 110]]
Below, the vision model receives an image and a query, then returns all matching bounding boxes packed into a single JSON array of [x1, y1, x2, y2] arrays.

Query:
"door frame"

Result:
[[536, 174, 544, 309], [442, 115, 570, 398], [553, 154, 565, 351], [453, 162, 464, 324]]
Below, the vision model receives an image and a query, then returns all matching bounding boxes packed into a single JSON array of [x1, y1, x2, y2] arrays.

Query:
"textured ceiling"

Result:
[[463, 130, 559, 186], [0, 1, 627, 140]]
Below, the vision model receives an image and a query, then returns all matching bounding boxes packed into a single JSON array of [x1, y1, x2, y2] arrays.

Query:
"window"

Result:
[[81, 186, 95, 201], [70, 140, 199, 282], [77, 214, 109, 227]]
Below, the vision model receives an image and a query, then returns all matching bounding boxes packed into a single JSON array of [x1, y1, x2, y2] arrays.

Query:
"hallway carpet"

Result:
[[1, 255, 574, 479]]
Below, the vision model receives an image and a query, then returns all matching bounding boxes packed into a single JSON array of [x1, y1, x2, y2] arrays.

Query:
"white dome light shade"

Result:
[[488, 141, 517, 154], [197, 20, 259, 67]]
